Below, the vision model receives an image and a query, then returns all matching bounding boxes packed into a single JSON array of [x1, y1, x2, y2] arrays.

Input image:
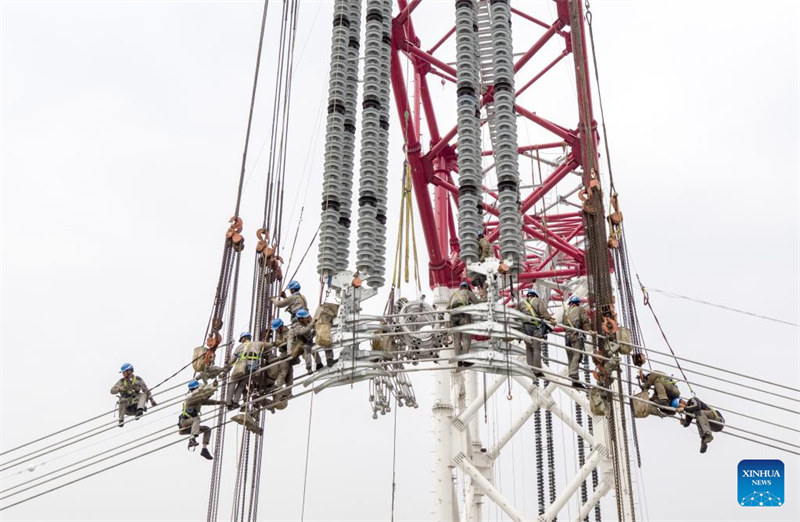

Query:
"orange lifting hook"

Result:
[[601, 316, 618, 335], [256, 228, 269, 253], [206, 332, 222, 350], [226, 216, 244, 247]]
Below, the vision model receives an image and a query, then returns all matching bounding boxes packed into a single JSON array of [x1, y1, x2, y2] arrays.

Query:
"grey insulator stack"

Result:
[[336, 0, 363, 272], [356, 0, 391, 288], [489, 0, 524, 270], [454, 0, 482, 264], [318, 0, 353, 278]]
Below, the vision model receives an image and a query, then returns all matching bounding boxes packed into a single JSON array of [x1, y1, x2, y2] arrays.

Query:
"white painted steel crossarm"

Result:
[[573, 480, 612, 522], [487, 388, 541, 459], [452, 374, 506, 430], [539, 448, 604, 522], [455, 452, 527, 522]]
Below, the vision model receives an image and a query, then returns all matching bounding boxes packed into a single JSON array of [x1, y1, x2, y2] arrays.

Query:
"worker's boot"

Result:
[[118, 419, 124, 428], [700, 433, 713, 453], [226, 401, 240, 411], [315, 362, 324, 371], [681, 416, 692, 428], [187, 437, 199, 450], [200, 448, 213, 460], [135, 408, 144, 418]]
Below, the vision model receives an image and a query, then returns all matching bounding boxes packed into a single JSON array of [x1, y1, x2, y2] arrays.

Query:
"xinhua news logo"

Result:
[[738, 459, 784, 507]]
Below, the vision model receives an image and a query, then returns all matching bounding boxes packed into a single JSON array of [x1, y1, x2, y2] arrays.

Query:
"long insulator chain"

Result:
[[488, 0, 523, 270], [454, 0, 482, 263], [318, 0, 353, 278], [605, 396, 626, 522], [356, 0, 391, 288], [534, 386, 545, 515], [335, 0, 363, 272], [585, 363, 601, 522], [574, 374, 589, 521], [542, 344, 557, 519], [615, 375, 636, 522]]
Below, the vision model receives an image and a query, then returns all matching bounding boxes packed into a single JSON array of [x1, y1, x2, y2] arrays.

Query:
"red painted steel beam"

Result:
[[513, 19, 563, 73], [481, 141, 565, 156], [390, 46, 450, 284], [395, 0, 422, 25], [514, 104, 576, 143], [428, 26, 455, 54], [517, 48, 570, 97]]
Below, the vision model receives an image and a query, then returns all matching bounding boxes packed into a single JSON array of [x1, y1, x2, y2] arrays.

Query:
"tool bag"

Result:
[[632, 390, 654, 418], [588, 387, 608, 417], [314, 303, 339, 347], [192, 346, 213, 372]]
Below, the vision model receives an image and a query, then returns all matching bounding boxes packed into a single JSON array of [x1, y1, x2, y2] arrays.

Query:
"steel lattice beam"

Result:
[[390, 0, 605, 289]]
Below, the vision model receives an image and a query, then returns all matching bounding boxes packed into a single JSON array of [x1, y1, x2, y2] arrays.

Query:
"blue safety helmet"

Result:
[[670, 398, 680, 409], [239, 331, 252, 341], [568, 295, 581, 305], [459, 281, 470, 289], [527, 289, 538, 297], [295, 309, 310, 319], [120, 363, 133, 373], [188, 380, 200, 390], [271, 318, 284, 330], [287, 280, 301, 291]]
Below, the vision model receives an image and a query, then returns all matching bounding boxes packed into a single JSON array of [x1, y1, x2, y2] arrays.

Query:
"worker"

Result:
[[178, 380, 224, 460], [110, 363, 156, 427], [448, 281, 480, 364], [477, 232, 493, 262], [639, 369, 681, 412], [678, 396, 725, 453], [263, 318, 291, 388], [271, 280, 308, 322], [564, 295, 591, 388], [289, 309, 319, 373], [521, 289, 555, 377], [226, 332, 264, 410]]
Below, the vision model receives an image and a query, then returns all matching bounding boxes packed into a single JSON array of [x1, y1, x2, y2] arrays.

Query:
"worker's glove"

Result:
[[150, 399, 158, 407]]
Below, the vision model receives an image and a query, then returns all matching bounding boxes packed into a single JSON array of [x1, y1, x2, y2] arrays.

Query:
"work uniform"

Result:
[[522, 296, 554, 372], [448, 288, 480, 357], [226, 341, 265, 406], [682, 397, 725, 439], [478, 237, 493, 262], [110, 375, 152, 421], [178, 390, 223, 445], [564, 304, 591, 382], [263, 329, 290, 388], [273, 292, 308, 321], [289, 321, 317, 372], [642, 371, 681, 402]]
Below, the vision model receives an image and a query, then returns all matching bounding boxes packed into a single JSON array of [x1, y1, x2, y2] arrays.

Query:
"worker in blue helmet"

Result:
[[289, 308, 319, 373], [563, 295, 591, 388], [521, 288, 556, 378], [448, 282, 479, 365], [272, 280, 308, 322], [260, 317, 293, 409], [178, 380, 224, 460], [638, 369, 681, 414], [677, 397, 725, 453], [225, 331, 264, 411], [110, 363, 156, 427]]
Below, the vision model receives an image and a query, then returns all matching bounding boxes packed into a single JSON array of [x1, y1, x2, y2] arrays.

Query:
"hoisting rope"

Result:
[[637, 275, 695, 396], [391, 161, 422, 294]]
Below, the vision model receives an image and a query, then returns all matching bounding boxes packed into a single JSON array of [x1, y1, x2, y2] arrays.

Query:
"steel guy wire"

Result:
[[645, 286, 798, 327]]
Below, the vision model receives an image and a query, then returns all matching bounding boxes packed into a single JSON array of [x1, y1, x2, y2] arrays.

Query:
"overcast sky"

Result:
[[1, 1, 799, 521]]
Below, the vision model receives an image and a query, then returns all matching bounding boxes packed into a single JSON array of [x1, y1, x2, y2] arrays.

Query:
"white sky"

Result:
[[1, 1, 799, 521]]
